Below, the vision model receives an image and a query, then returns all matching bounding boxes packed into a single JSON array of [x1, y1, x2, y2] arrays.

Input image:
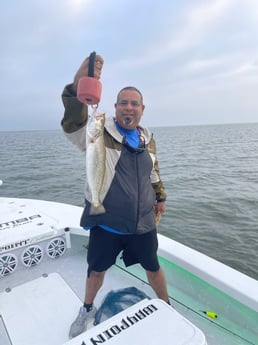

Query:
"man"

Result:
[[61, 54, 169, 339]]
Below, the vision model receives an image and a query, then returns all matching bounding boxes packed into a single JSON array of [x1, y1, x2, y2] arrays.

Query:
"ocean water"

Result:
[[0, 123, 258, 280]]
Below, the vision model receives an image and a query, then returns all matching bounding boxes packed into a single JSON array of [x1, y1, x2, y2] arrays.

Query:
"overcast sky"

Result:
[[1, 0, 258, 131]]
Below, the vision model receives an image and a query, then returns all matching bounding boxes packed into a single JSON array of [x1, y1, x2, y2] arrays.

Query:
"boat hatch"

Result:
[[0, 273, 82, 345], [63, 299, 207, 345]]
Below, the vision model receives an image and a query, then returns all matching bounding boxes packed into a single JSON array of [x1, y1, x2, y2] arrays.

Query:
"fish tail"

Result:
[[89, 203, 106, 215]]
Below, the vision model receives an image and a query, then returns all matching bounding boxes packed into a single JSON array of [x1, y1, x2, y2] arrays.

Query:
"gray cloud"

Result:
[[1, 0, 258, 131]]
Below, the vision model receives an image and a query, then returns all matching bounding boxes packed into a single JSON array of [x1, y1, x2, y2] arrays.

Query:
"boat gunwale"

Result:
[[157, 234, 258, 312]]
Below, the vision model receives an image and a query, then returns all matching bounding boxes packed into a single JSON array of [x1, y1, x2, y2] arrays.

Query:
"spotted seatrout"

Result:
[[86, 109, 106, 215]]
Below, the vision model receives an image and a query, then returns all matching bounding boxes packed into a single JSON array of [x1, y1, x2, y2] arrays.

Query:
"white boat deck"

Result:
[[1, 272, 207, 345], [0, 233, 255, 345], [0, 198, 257, 345]]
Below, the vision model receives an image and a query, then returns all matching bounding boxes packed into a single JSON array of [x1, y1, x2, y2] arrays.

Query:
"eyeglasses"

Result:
[[117, 100, 142, 107]]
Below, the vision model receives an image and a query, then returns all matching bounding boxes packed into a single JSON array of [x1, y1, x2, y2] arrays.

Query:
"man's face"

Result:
[[115, 90, 145, 129]]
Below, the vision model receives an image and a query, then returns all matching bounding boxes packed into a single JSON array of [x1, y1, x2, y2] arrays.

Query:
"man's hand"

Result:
[[155, 201, 166, 225], [72, 54, 104, 93]]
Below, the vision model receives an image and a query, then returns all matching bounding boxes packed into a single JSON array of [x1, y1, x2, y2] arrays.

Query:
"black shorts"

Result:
[[87, 226, 160, 276]]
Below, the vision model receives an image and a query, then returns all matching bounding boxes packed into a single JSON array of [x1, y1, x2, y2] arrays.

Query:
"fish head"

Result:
[[87, 112, 105, 139]]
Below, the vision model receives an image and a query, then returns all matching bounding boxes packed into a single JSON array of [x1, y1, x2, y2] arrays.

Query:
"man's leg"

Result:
[[69, 270, 106, 338], [146, 267, 169, 302], [84, 270, 106, 304]]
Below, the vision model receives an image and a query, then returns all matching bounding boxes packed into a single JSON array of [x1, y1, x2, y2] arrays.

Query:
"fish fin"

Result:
[[155, 211, 161, 225], [90, 203, 106, 215]]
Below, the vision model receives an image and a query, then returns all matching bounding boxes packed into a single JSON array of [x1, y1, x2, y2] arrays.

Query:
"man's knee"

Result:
[[88, 270, 106, 279]]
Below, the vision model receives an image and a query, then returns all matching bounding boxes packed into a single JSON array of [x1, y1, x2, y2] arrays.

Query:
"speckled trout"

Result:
[[86, 109, 106, 215]]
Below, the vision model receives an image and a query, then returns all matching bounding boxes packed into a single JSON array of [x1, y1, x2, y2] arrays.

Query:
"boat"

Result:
[[0, 195, 257, 345]]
